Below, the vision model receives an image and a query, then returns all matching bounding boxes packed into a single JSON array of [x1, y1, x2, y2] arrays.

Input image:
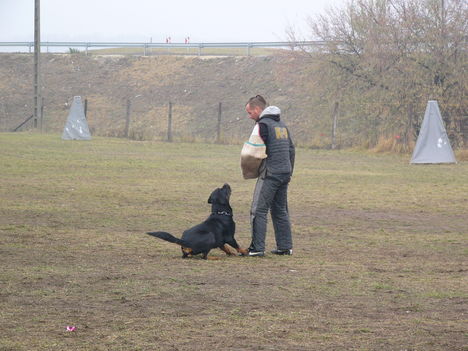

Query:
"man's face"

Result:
[[246, 104, 262, 121]]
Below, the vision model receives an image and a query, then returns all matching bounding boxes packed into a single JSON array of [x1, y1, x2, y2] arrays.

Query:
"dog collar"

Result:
[[213, 211, 232, 216]]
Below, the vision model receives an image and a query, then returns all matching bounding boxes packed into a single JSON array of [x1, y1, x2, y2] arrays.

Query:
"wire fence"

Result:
[[8, 97, 264, 145]]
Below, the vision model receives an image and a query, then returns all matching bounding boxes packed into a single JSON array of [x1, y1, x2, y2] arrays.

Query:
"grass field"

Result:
[[1, 133, 467, 351]]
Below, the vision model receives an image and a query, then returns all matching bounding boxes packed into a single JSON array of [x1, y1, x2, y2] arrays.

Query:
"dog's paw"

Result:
[[238, 248, 249, 256]]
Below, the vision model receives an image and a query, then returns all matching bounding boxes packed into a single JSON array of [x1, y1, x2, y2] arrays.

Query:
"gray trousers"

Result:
[[250, 168, 292, 252]]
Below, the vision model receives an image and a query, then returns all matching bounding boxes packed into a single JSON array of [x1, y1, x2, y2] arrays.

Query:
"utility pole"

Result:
[[33, 0, 42, 129]]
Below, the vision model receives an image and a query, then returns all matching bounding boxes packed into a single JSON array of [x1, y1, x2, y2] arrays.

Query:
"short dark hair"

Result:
[[246, 95, 267, 109]]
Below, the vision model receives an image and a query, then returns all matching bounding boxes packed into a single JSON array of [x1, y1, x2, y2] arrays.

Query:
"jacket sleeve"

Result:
[[258, 122, 268, 144], [289, 131, 295, 175]]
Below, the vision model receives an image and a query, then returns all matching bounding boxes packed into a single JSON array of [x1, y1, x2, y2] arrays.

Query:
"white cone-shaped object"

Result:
[[62, 96, 91, 140], [410, 101, 456, 164]]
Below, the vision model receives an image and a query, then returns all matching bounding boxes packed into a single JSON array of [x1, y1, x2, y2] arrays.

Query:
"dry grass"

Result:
[[87, 47, 286, 57], [372, 135, 413, 153], [1, 133, 467, 351], [456, 148, 468, 161]]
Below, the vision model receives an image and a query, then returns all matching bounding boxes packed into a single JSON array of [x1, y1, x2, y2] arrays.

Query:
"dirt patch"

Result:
[[0, 135, 466, 350]]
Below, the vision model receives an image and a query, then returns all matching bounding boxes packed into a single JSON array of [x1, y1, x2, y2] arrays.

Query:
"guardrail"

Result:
[[0, 40, 327, 56]]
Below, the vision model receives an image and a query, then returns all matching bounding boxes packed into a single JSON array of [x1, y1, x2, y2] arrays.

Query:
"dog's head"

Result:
[[208, 183, 231, 206]]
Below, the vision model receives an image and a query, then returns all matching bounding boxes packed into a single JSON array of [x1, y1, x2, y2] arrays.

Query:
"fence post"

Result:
[[216, 102, 222, 143], [331, 101, 339, 149], [167, 102, 173, 142], [404, 103, 414, 149], [84, 98, 88, 118], [0, 102, 5, 131], [124, 98, 131, 138]]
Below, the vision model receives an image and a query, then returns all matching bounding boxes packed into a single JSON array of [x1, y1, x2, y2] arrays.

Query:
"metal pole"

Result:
[[40, 97, 44, 132], [216, 102, 222, 143], [84, 98, 88, 118], [441, 0, 445, 21], [124, 98, 131, 138], [331, 101, 339, 150], [440, 0, 446, 47], [33, 0, 41, 129], [167, 102, 173, 142]]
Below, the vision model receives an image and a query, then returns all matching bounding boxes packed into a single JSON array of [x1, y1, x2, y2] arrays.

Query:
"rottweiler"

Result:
[[147, 183, 248, 259]]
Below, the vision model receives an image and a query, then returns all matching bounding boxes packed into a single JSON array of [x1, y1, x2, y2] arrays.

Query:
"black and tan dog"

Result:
[[147, 184, 248, 259]]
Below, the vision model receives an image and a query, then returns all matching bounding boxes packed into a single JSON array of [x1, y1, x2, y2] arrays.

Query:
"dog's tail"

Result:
[[146, 231, 188, 247]]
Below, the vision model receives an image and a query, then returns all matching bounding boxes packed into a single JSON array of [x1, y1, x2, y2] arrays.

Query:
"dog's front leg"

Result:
[[220, 244, 236, 256], [237, 247, 249, 256], [226, 239, 248, 256]]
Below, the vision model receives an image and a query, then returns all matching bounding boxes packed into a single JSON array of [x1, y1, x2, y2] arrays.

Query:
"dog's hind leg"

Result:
[[205, 256, 221, 260], [201, 251, 220, 260], [181, 247, 193, 259]]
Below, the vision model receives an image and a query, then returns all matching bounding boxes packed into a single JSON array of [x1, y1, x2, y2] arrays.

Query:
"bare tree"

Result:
[[300, 0, 467, 149]]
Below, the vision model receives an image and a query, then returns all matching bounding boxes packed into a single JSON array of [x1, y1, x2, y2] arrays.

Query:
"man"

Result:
[[245, 95, 295, 257]]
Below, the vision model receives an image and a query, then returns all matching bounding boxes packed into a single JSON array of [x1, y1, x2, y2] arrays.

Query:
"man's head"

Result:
[[246, 95, 267, 121]]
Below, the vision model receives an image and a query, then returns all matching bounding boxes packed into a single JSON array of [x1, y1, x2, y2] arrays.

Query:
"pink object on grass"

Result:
[[66, 326, 76, 332]]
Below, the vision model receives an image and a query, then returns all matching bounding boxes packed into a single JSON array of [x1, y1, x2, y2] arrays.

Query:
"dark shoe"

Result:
[[247, 250, 265, 257], [271, 249, 292, 256]]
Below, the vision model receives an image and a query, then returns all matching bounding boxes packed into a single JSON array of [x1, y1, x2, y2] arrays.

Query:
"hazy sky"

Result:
[[0, 0, 347, 43]]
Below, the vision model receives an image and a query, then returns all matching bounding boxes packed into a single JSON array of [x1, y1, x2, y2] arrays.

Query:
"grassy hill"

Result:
[[0, 52, 323, 146]]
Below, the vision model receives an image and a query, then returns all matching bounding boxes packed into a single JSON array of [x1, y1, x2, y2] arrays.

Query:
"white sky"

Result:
[[0, 0, 347, 43]]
